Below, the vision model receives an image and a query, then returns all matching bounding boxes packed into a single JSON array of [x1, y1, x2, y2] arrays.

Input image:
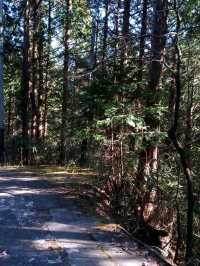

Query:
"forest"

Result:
[[0, 0, 200, 265]]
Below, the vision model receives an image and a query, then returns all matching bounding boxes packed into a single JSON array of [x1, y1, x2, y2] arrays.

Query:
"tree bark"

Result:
[[94, 4, 100, 68], [60, 0, 72, 164], [7, 88, 12, 137], [137, 0, 148, 83], [89, 5, 96, 68], [30, 2, 38, 139], [36, 14, 44, 140], [0, 0, 4, 163], [136, 1, 168, 227], [42, 0, 52, 138], [21, 2, 30, 164], [113, 0, 121, 67], [138, 0, 168, 179], [102, 0, 110, 66], [168, 1, 194, 261], [0, 0, 5, 163], [120, 0, 131, 68]]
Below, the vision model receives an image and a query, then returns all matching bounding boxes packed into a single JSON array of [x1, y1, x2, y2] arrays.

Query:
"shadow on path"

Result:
[[0, 168, 167, 266]]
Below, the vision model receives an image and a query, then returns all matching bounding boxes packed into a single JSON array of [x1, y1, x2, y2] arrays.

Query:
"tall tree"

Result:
[[42, 0, 52, 138], [60, 0, 72, 164], [102, 0, 110, 66], [120, 0, 131, 68], [138, 0, 168, 178], [137, 0, 148, 83], [168, 0, 194, 261], [36, 6, 44, 139], [137, 0, 168, 226], [21, 1, 30, 164], [0, 0, 4, 163]]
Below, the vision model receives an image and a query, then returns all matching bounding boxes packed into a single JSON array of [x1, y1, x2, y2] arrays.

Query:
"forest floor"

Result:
[[0, 166, 171, 266]]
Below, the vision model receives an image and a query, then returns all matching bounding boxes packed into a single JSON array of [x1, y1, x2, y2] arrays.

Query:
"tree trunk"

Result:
[[78, 139, 88, 166], [60, 0, 72, 164], [137, 0, 148, 83], [36, 17, 44, 140], [136, 0, 168, 226], [138, 0, 168, 179], [102, 0, 110, 66], [7, 88, 12, 137], [42, 0, 52, 138], [89, 8, 96, 68], [0, 0, 4, 163], [94, 6, 100, 68], [168, 1, 194, 261], [21, 2, 30, 165], [120, 0, 131, 68], [113, 0, 121, 67], [30, 4, 38, 139]]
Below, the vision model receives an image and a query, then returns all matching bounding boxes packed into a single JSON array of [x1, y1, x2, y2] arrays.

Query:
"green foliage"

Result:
[[3, 0, 200, 262]]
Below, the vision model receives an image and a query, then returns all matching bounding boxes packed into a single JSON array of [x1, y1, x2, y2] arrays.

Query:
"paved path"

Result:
[[0, 169, 167, 266]]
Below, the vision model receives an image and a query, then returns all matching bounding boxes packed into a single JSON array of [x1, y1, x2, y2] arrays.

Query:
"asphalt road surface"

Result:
[[0, 168, 167, 266]]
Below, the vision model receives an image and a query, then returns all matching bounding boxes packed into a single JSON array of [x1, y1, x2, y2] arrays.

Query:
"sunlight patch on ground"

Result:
[[31, 239, 61, 251]]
